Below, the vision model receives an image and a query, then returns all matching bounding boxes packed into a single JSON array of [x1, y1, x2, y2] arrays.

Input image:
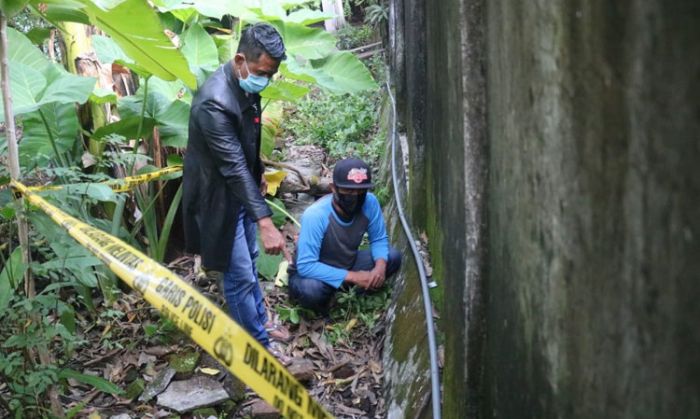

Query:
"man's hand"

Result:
[[257, 217, 285, 256], [345, 270, 374, 290], [369, 259, 387, 289], [260, 174, 268, 196]]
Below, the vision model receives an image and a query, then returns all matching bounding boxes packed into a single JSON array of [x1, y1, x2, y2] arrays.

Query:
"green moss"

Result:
[[124, 378, 145, 400], [168, 350, 200, 375], [192, 407, 218, 418], [423, 164, 445, 322]]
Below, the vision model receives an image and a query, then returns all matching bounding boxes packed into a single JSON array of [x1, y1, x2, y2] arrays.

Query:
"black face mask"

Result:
[[333, 191, 367, 217]]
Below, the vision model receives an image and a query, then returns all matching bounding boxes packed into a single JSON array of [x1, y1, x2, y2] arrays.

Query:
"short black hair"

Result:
[[237, 23, 286, 62]]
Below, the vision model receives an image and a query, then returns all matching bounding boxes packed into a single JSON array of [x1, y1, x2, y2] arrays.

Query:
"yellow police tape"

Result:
[[27, 165, 184, 193], [11, 180, 333, 419]]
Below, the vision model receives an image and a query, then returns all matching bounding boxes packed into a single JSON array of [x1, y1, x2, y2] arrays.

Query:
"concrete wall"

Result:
[[385, 0, 700, 417]]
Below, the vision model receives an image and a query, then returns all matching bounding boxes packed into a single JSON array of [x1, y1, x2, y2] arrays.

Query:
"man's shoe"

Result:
[[265, 321, 292, 342], [268, 342, 292, 366]]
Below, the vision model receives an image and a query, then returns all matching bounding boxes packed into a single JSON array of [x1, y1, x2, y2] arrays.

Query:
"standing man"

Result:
[[288, 158, 402, 313], [183, 23, 287, 348]]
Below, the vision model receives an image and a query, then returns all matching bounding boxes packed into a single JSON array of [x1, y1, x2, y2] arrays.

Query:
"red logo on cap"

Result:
[[347, 168, 368, 184]]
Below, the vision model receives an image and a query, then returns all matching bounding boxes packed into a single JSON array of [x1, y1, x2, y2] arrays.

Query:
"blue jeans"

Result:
[[289, 247, 402, 313], [223, 209, 269, 347]]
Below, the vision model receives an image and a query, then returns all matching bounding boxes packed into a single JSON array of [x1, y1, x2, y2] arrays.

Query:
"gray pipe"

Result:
[[386, 79, 442, 419]]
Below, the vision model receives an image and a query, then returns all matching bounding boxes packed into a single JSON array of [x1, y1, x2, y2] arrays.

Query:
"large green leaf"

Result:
[[259, 2, 286, 20], [92, 116, 156, 141], [29, 0, 90, 24], [192, 0, 250, 19], [181, 23, 219, 85], [82, 0, 196, 88], [293, 51, 378, 93], [92, 34, 128, 64], [155, 0, 251, 19], [170, 7, 197, 23], [117, 89, 190, 147], [63, 183, 117, 203], [214, 34, 238, 64], [269, 20, 336, 60], [58, 369, 124, 395], [92, 35, 150, 76], [156, 100, 190, 147], [28, 213, 101, 288], [2, 62, 46, 117], [41, 66, 96, 105], [256, 235, 283, 280], [6, 27, 49, 74], [26, 27, 52, 45], [19, 102, 80, 168], [261, 79, 310, 102], [118, 87, 169, 120], [286, 9, 335, 25], [0, 247, 26, 313], [148, 76, 191, 103], [279, 0, 317, 9], [1, 0, 30, 18], [1, 62, 95, 122], [182, 23, 219, 69], [279, 61, 316, 83], [90, 87, 118, 104]]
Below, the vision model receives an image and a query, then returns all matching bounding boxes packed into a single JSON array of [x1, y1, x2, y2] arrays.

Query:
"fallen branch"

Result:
[[262, 158, 310, 190], [83, 348, 124, 367], [263, 158, 333, 196]]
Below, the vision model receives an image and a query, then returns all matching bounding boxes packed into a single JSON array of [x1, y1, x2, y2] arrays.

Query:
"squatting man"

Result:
[[288, 158, 402, 313]]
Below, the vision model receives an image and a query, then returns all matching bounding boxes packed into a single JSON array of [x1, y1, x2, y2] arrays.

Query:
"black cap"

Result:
[[333, 158, 374, 189]]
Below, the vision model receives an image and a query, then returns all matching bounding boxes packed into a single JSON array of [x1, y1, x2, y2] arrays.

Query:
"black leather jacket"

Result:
[[183, 62, 272, 271]]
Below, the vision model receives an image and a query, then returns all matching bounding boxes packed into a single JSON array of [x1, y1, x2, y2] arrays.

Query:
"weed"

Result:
[[276, 304, 315, 325], [277, 305, 302, 325], [373, 185, 390, 207], [336, 24, 375, 50], [282, 88, 385, 164], [364, 4, 388, 27], [331, 286, 391, 329], [324, 323, 351, 345], [0, 293, 86, 414], [143, 316, 180, 345]]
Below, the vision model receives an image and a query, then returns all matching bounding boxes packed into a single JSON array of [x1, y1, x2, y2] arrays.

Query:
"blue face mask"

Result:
[[238, 59, 270, 94]]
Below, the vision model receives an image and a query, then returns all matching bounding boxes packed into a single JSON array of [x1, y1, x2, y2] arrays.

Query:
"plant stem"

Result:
[[135, 76, 150, 148], [156, 183, 182, 261], [265, 198, 300, 227], [0, 12, 31, 299], [110, 195, 126, 237], [131, 75, 150, 173], [262, 98, 271, 113], [38, 108, 68, 167]]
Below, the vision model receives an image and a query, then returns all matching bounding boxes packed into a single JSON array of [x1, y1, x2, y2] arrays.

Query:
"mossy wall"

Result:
[[385, 0, 700, 417]]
